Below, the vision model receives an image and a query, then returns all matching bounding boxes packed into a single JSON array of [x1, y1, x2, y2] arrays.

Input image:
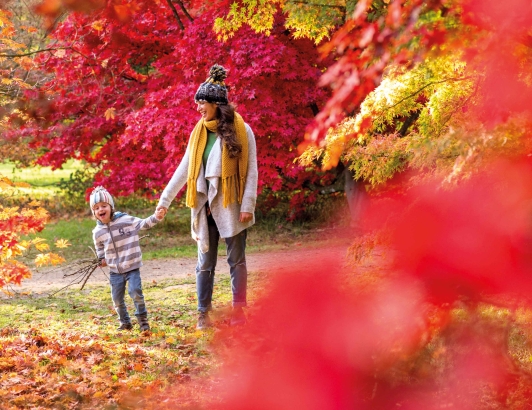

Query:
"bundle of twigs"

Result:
[[48, 257, 102, 297], [48, 237, 150, 297]]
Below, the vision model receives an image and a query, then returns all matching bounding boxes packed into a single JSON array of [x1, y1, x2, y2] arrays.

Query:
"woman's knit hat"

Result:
[[194, 64, 228, 105], [89, 186, 115, 213]]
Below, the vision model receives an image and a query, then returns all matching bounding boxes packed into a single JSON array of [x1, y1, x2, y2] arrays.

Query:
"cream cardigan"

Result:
[[158, 123, 258, 253]]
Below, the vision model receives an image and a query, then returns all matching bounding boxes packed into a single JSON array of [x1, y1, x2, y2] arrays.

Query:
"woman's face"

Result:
[[196, 100, 217, 121]]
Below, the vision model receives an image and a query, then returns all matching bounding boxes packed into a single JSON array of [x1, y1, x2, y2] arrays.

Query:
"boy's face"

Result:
[[93, 202, 112, 224]]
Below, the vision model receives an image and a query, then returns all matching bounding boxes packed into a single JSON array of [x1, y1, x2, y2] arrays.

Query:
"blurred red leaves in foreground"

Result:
[[193, 157, 532, 408], [392, 159, 532, 305], [461, 0, 532, 126]]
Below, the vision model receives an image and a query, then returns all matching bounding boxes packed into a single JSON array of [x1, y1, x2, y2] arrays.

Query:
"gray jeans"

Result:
[[195, 222, 248, 313]]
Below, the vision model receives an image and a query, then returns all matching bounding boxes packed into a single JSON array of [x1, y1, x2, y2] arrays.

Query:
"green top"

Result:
[[203, 131, 218, 169]]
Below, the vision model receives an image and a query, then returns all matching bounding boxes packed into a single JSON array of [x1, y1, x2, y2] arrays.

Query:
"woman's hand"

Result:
[[155, 207, 167, 220], [239, 212, 253, 223]]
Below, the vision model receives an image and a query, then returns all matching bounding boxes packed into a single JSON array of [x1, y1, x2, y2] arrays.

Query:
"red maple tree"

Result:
[[6, 0, 332, 217]]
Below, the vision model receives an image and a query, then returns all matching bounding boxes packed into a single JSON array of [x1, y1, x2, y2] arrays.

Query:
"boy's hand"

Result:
[[99, 259, 107, 267], [155, 206, 167, 220]]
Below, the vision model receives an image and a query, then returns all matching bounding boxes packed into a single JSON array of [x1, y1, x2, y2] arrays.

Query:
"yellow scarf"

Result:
[[186, 112, 248, 208]]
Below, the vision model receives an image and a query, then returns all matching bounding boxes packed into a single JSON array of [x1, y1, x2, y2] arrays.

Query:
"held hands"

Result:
[[98, 259, 107, 267], [155, 206, 168, 220]]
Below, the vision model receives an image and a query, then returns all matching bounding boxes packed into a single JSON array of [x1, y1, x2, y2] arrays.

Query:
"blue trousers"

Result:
[[196, 223, 248, 313], [109, 268, 147, 324]]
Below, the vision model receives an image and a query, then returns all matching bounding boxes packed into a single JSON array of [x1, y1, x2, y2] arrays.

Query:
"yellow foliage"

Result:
[[214, 0, 342, 44], [35, 253, 65, 267], [0, 176, 66, 287], [299, 51, 529, 188], [34, 241, 50, 252], [91, 20, 105, 32]]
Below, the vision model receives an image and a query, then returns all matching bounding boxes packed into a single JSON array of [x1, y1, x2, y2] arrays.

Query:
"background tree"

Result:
[[297, 0, 532, 184], [214, 0, 358, 44], [0, 0, 49, 164], [4, 0, 334, 219]]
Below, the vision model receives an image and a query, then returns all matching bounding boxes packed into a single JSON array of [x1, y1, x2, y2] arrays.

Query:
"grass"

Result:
[[0, 160, 82, 186], [3, 158, 352, 263], [34, 210, 350, 263]]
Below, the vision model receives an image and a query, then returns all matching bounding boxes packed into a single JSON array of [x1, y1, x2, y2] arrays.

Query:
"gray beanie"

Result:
[[89, 186, 114, 214]]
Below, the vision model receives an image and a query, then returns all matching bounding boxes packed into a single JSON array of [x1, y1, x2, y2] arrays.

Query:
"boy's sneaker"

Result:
[[196, 311, 212, 330], [137, 316, 150, 332], [117, 322, 133, 331], [230, 307, 246, 327]]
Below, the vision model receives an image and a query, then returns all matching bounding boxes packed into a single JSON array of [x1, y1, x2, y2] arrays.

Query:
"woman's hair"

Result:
[[216, 103, 242, 158]]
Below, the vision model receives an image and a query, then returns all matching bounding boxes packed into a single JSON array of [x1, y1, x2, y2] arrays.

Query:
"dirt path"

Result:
[[14, 241, 352, 295]]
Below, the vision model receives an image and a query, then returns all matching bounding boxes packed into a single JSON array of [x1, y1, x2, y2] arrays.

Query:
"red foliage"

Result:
[[460, 0, 532, 126], [391, 164, 532, 304], [208, 157, 532, 409], [0, 203, 49, 287], [8, 1, 332, 216]]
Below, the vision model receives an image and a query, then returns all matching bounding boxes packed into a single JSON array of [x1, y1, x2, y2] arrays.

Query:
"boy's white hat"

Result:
[[89, 186, 114, 213]]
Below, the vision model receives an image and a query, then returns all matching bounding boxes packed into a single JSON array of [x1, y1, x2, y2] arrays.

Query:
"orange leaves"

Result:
[[0, 175, 66, 288], [34, 253, 65, 267], [34, 0, 136, 27], [33, 0, 62, 16], [0, 176, 14, 189], [104, 107, 116, 121], [0, 261, 31, 287], [91, 19, 105, 32], [18, 56, 35, 71], [112, 2, 141, 23]]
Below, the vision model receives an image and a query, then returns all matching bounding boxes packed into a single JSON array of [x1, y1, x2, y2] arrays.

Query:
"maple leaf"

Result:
[[104, 107, 116, 121], [34, 253, 51, 267], [32, 238, 49, 252], [54, 239, 71, 248], [33, 251, 65, 267], [91, 20, 105, 32]]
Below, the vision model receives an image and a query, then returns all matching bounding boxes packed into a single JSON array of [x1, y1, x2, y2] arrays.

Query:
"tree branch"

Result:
[[385, 75, 476, 113], [0, 47, 70, 58], [287, 1, 346, 10], [165, 0, 184, 30], [174, 0, 193, 22]]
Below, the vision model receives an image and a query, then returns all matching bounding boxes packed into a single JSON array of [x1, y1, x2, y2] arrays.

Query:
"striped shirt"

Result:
[[92, 213, 161, 274]]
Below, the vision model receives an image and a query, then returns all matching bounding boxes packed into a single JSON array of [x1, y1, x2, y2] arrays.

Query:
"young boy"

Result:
[[90, 186, 165, 332]]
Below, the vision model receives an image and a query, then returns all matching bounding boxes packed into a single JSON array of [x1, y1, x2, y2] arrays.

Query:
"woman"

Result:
[[156, 64, 258, 330]]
